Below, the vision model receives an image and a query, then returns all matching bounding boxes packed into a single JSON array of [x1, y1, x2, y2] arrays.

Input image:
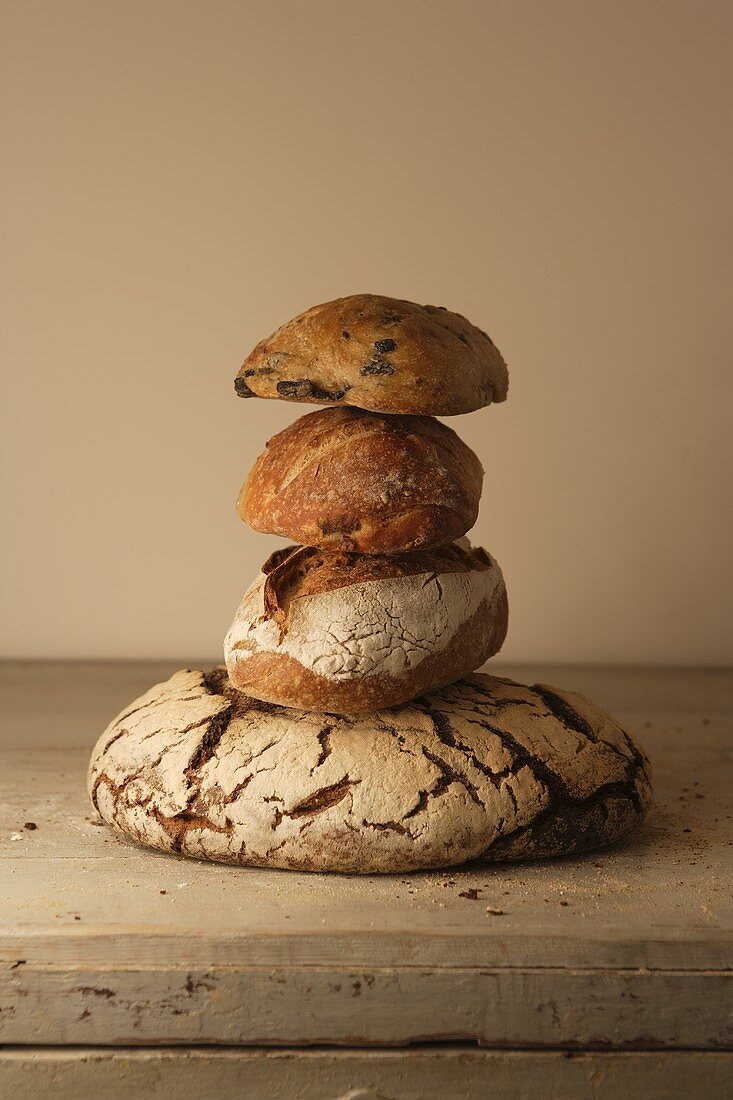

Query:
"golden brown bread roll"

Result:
[[234, 294, 508, 416], [238, 407, 484, 554], [224, 541, 508, 713]]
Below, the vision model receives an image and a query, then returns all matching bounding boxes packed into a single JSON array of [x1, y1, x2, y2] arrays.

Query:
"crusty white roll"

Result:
[[224, 541, 508, 713]]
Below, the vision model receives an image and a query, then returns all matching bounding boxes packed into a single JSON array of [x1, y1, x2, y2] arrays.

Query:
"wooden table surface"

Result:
[[1, 661, 731, 1098]]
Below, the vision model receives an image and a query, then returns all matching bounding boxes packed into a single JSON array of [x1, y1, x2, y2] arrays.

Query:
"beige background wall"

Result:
[[1, 0, 730, 664]]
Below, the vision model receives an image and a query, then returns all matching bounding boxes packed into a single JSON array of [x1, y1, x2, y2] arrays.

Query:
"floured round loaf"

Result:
[[87, 668, 652, 873], [238, 407, 484, 554], [224, 542, 508, 713], [234, 294, 508, 416]]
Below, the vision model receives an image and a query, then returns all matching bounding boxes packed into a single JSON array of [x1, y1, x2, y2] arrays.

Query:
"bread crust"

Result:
[[224, 542, 508, 712], [234, 294, 508, 416], [88, 669, 652, 873], [238, 407, 483, 554]]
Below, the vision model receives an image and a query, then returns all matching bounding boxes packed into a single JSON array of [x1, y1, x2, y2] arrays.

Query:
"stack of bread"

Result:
[[88, 295, 652, 873], [225, 302, 509, 713]]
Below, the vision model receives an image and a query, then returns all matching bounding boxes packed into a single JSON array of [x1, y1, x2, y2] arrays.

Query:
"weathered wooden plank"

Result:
[[1, 1047, 732, 1100], [2, 962, 731, 1048], [2, 717, 730, 972], [1, 663, 731, 1050]]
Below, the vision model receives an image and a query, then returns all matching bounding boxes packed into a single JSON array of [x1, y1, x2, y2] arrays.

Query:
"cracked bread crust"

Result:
[[223, 542, 508, 712], [238, 407, 484, 554], [87, 669, 652, 873], [234, 294, 508, 416]]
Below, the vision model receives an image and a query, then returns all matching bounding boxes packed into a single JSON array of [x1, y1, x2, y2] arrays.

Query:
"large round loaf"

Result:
[[224, 542, 508, 713], [234, 294, 508, 416], [238, 407, 484, 554], [88, 668, 652, 873]]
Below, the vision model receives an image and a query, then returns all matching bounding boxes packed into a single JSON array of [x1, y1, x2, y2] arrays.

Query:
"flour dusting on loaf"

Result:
[[224, 542, 508, 712], [88, 668, 652, 873], [229, 564, 502, 680]]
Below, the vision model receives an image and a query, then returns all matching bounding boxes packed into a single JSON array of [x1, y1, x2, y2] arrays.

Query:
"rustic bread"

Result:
[[88, 668, 652, 873], [238, 407, 484, 554], [234, 294, 508, 416], [224, 542, 508, 713]]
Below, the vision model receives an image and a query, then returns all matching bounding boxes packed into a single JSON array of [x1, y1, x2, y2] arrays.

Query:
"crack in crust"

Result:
[[531, 683, 635, 771], [420, 747, 484, 809], [87, 669, 652, 873], [313, 726, 333, 770], [287, 776, 357, 819], [456, 677, 651, 860], [186, 706, 233, 775], [417, 703, 515, 793]]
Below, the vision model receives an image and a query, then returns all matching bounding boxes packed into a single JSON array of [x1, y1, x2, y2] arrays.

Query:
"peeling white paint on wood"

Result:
[[1, 1048, 732, 1100], [2, 962, 731, 1048]]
